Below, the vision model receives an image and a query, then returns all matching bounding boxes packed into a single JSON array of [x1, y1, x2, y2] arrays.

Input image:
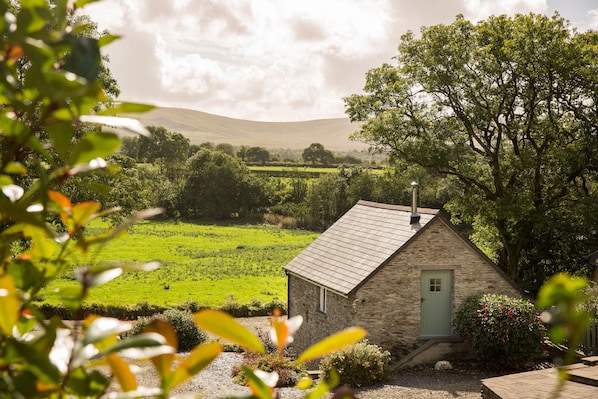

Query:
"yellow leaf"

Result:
[[144, 319, 177, 379], [106, 354, 138, 392], [296, 327, 367, 364], [70, 201, 101, 227], [193, 309, 265, 353], [0, 275, 20, 335], [166, 341, 222, 390]]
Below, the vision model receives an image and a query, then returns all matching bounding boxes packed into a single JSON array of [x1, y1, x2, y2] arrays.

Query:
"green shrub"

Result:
[[455, 294, 547, 370], [232, 352, 308, 387], [319, 340, 391, 387], [127, 309, 208, 352]]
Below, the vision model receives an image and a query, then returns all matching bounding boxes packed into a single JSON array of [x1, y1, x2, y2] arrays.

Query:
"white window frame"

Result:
[[319, 286, 328, 313]]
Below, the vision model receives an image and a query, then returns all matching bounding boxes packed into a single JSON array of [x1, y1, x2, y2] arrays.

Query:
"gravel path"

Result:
[[100, 317, 501, 398], [164, 352, 499, 398]]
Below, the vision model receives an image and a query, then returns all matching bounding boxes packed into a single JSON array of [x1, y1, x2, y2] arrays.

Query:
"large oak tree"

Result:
[[345, 13, 598, 291]]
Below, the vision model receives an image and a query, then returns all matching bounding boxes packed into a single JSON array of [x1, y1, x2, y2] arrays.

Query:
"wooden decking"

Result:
[[481, 357, 598, 399]]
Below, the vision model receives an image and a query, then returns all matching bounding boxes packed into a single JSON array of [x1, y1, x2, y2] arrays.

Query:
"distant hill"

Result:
[[129, 107, 366, 152]]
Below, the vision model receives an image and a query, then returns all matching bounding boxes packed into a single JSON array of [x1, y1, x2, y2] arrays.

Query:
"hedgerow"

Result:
[[39, 299, 287, 320]]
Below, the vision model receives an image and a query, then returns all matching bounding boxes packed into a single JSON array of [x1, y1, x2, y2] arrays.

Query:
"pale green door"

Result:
[[420, 270, 453, 337]]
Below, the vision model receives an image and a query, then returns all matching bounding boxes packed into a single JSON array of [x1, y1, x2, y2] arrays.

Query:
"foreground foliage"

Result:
[[455, 294, 547, 370], [0, 2, 367, 398]]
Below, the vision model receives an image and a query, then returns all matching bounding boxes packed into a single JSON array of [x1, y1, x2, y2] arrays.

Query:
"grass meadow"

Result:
[[41, 219, 319, 308]]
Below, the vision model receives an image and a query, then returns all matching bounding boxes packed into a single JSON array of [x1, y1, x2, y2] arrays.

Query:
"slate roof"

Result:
[[284, 200, 440, 296]]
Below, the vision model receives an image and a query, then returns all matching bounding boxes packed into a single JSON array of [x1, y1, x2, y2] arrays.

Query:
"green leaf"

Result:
[[23, 224, 54, 260], [536, 273, 589, 309], [7, 258, 43, 291], [193, 309, 265, 353], [304, 369, 339, 399], [0, 175, 14, 187], [296, 327, 367, 364], [0, 275, 20, 335], [166, 341, 223, 390], [75, 0, 102, 8], [95, 333, 173, 359], [63, 36, 100, 82], [67, 367, 110, 397], [69, 132, 120, 166], [98, 34, 121, 48], [8, 340, 62, 386], [47, 121, 74, 158], [4, 162, 27, 174], [97, 102, 155, 115]]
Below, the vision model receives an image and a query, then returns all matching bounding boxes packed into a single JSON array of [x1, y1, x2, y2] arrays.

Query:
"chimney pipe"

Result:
[[410, 181, 420, 224]]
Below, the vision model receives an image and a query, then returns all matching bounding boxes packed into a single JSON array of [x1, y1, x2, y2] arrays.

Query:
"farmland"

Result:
[[41, 219, 319, 308]]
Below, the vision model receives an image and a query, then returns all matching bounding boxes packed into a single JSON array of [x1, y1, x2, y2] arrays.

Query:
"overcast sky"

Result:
[[81, 0, 598, 122]]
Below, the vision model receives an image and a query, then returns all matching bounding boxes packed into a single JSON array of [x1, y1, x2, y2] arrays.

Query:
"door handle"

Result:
[[421, 297, 425, 303]]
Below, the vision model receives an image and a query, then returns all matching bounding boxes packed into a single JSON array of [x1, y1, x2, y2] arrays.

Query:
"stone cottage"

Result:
[[284, 195, 520, 362]]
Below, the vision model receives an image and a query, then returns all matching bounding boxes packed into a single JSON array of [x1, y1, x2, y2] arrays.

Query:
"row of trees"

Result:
[[75, 145, 418, 229], [120, 129, 365, 167]]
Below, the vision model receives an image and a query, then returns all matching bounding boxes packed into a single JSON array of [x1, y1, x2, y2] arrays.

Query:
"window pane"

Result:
[[429, 278, 442, 292]]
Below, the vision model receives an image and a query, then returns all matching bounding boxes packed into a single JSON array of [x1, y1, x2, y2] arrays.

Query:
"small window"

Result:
[[429, 278, 442, 292], [319, 286, 328, 313]]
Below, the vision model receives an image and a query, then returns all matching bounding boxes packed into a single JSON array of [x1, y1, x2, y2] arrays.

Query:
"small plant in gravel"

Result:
[[319, 340, 391, 387], [232, 351, 308, 387], [231, 321, 303, 387], [127, 308, 208, 351], [455, 294, 547, 370]]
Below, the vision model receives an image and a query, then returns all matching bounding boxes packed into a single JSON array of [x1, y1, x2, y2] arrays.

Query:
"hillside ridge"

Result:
[[129, 107, 366, 151]]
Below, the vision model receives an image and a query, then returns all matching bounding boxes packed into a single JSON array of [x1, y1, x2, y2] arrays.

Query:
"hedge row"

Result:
[[38, 299, 287, 320]]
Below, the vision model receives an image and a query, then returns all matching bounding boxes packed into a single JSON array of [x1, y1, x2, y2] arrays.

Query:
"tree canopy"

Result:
[[345, 13, 598, 291], [302, 143, 334, 166]]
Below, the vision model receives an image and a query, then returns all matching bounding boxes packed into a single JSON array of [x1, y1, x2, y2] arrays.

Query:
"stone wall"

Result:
[[287, 217, 521, 354], [287, 274, 355, 353]]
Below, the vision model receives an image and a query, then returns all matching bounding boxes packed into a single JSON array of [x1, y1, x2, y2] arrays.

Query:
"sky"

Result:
[[81, 0, 598, 122]]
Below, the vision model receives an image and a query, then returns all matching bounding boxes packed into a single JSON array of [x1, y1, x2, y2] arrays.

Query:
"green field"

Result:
[[41, 220, 319, 308], [248, 165, 338, 173]]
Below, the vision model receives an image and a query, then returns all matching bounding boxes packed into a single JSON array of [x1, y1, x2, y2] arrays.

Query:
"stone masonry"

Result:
[[288, 217, 521, 354]]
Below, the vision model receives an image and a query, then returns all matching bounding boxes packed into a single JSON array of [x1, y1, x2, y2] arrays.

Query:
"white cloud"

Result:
[[81, 0, 590, 122], [464, 0, 547, 20]]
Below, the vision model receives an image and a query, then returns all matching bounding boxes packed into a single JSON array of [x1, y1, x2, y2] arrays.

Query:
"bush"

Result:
[[127, 309, 208, 352], [454, 294, 547, 370], [319, 340, 391, 387], [232, 352, 308, 387]]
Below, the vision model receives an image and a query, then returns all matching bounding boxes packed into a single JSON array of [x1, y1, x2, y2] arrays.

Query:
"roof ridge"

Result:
[[356, 199, 440, 215]]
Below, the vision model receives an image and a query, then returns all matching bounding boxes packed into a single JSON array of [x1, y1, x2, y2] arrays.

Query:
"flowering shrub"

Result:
[[319, 340, 391, 387], [455, 294, 547, 369]]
